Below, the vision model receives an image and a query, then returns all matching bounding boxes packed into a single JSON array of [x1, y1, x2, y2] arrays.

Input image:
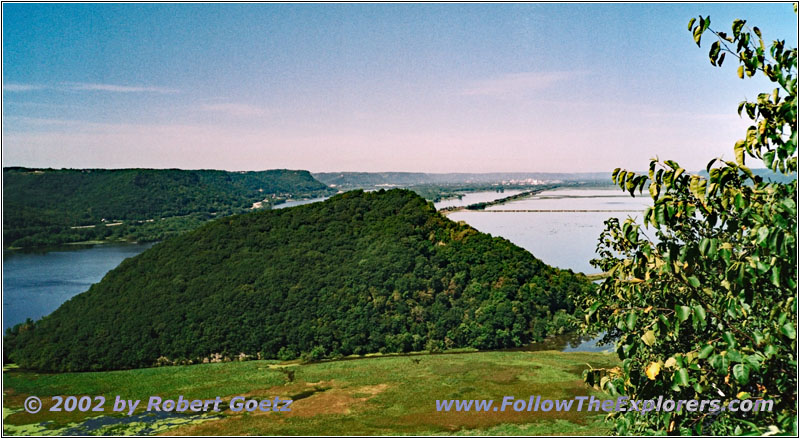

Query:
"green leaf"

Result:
[[734, 140, 746, 165], [689, 176, 707, 203], [756, 226, 769, 245], [641, 330, 656, 347], [699, 238, 710, 255], [734, 192, 745, 209], [707, 239, 717, 258], [688, 17, 696, 31], [732, 19, 745, 36], [676, 305, 692, 322], [709, 41, 720, 65], [693, 25, 703, 46], [764, 150, 776, 168], [626, 311, 638, 331], [710, 354, 729, 375], [692, 305, 706, 323], [698, 344, 714, 359], [719, 248, 732, 264], [723, 331, 736, 347], [674, 368, 689, 387], [648, 182, 659, 200], [726, 349, 743, 362], [655, 204, 666, 225], [687, 276, 701, 288], [781, 322, 796, 339], [752, 331, 764, 346], [771, 266, 781, 288], [744, 354, 763, 372], [733, 363, 750, 385]]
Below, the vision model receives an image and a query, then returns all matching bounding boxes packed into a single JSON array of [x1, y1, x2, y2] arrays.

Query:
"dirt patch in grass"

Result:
[[265, 383, 389, 418], [484, 367, 521, 384], [287, 389, 359, 417], [165, 382, 390, 435], [353, 384, 389, 397]]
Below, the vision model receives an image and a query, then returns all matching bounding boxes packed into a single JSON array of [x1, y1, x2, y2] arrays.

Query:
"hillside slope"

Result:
[[3, 167, 334, 247], [4, 189, 593, 372]]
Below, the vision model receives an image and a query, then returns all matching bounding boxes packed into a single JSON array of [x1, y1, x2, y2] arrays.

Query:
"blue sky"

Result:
[[2, 3, 797, 172]]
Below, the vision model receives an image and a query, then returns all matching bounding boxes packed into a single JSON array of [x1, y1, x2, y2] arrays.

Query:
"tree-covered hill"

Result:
[[3, 167, 335, 248], [4, 189, 594, 372]]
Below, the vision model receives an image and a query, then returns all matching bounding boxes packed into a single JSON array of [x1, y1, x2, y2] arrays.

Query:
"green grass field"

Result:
[[3, 350, 618, 436]]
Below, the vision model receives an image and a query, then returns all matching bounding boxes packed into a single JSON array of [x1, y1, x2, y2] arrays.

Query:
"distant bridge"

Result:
[[465, 209, 642, 213]]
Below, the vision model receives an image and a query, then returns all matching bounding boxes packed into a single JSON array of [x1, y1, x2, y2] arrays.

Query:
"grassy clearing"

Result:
[[3, 350, 617, 435]]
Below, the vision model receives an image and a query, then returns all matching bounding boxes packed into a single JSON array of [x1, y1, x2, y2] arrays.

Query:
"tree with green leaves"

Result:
[[580, 10, 797, 435]]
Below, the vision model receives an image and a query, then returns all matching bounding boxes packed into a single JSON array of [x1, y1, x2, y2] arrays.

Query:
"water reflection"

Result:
[[3, 242, 155, 330], [449, 188, 650, 274], [272, 197, 329, 209], [509, 332, 613, 353], [434, 190, 523, 210]]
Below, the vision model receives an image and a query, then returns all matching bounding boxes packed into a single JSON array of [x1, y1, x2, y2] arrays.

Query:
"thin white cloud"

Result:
[[65, 82, 179, 94], [462, 71, 582, 97], [3, 83, 46, 92], [2, 116, 78, 126], [3, 82, 178, 94], [200, 103, 267, 117]]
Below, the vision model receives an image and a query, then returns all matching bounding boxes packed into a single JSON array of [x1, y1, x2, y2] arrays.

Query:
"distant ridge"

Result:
[[314, 168, 794, 189], [3, 167, 334, 248], [313, 171, 613, 188]]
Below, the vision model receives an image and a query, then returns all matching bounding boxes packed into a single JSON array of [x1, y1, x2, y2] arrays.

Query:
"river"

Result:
[[3, 243, 155, 330], [432, 189, 524, 209], [447, 188, 649, 274]]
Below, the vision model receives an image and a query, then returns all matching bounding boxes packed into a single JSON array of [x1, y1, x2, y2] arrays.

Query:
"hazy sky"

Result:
[[2, 3, 797, 173]]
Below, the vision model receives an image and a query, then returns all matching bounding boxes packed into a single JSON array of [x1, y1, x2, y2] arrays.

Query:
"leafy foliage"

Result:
[[3, 167, 334, 247], [4, 189, 593, 372], [579, 13, 797, 435]]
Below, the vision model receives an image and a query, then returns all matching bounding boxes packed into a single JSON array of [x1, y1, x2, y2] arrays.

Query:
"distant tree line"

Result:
[[3, 167, 335, 248]]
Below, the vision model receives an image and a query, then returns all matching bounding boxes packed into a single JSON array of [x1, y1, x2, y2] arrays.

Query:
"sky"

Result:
[[2, 3, 797, 173]]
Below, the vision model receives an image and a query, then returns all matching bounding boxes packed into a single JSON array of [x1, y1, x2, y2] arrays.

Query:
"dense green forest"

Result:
[[4, 189, 594, 372], [3, 167, 335, 248]]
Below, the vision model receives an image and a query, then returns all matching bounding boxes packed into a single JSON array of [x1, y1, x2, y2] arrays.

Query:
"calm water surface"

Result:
[[3, 243, 154, 330], [513, 332, 612, 353], [433, 190, 523, 209], [273, 197, 329, 209], [449, 188, 650, 274]]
